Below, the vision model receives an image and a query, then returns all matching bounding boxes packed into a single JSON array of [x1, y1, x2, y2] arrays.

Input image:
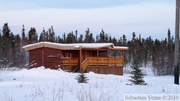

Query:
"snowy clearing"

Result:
[[0, 67, 179, 101]]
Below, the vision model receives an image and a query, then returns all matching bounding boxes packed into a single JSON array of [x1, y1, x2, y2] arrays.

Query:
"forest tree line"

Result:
[[0, 23, 174, 76]]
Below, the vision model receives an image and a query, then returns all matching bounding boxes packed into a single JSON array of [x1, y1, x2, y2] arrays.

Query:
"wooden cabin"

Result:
[[23, 42, 128, 75]]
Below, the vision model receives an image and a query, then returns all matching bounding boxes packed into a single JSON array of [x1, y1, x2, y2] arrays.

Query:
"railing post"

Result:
[[79, 46, 82, 72], [97, 49, 99, 67], [70, 58, 71, 70], [108, 50, 109, 66], [115, 58, 116, 66]]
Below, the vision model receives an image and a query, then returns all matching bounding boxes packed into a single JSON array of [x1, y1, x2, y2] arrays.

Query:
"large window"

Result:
[[109, 50, 122, 57], [99, 51, 107, 57]]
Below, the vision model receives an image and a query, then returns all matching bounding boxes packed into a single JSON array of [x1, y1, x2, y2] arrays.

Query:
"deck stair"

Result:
[[81, 58, 89, 71], [73, 66, 80, 73]]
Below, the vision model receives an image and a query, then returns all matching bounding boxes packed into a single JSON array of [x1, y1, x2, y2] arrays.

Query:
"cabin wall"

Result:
[[29, 48, 43, 68], [43, 48, 61, 69], [29, 47, 61, 69], [85, 50, 91, 58]]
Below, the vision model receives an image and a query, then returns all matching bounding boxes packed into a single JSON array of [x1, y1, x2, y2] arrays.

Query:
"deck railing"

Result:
[[81, 57, 124, 71], [61, 58, 78, 67], [60, 57, 124, 71]]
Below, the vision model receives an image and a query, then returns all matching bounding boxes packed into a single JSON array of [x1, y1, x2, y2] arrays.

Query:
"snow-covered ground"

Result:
[[0, 67, 179, 101]]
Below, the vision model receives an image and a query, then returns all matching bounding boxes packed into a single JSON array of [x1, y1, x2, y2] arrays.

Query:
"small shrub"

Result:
[[76, 73, 88, 83]]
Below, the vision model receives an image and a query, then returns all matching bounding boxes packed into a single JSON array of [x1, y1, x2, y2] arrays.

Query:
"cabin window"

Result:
[[116, 51, 122, 57], [109, 50, 122, 57], [99, 51, 107, 57], [99, 52, 105, 57], [65, 53, 71, 58], [109, 50, 115, 57]]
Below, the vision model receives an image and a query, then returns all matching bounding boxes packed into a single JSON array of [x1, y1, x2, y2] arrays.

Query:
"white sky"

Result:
[[0, 0, 176, 40]]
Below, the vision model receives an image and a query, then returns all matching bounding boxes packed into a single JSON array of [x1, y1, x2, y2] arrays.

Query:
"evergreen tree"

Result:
[[21, 25, 28, 67], [76, 73, 88, 83], [28, 27, 38, 44], [48, 26, 55, 42], [39, 28, 48, 42], [13, 34, 22, 67], [118, 37, 123, 46], [96, 29, 109, 43], [63, 33, 66, 43], [89, 33, 95, 43], [75, 30, 78, 43], [9, 33, 15, 67], [1, 23, 12, 67], [84, 28, 91, 43], [122, 34, 127, 46], [78, 34, 84, 43], [166, 29, 174, 75], [66, 32, 76, 43], [21, 25, 27, 46], [108, 35, 112, 43], [83, 28, 95, 43], [56, 36, 64, 43], [112, 37, 117, 46], [36, 28, 48, 42], [129, 45, 146, 85]]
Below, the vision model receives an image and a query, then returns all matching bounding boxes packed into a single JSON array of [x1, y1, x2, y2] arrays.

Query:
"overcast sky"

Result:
[[0, 0, 176, 39]]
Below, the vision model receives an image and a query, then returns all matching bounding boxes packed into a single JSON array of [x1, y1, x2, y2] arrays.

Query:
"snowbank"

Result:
[[0, 67, 179, 101]]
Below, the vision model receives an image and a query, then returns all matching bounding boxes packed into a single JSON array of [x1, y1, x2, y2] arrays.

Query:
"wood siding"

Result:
[[29, 47, 61, 69], [29, 48, 43, 68], [43, 48, 61, 69]]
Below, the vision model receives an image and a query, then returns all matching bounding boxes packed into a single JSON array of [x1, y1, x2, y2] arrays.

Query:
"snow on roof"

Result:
[[113, 46, 129, 50], [22, 42, 128, 51]]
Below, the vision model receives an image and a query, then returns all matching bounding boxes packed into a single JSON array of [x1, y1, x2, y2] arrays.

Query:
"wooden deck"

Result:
[[61, 58, 79, 67], [60, 57, 124, 72], [80, 57, 124, 71]]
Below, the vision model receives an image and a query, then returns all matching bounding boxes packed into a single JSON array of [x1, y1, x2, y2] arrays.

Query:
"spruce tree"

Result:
[[129, 44, 146, 85], [28, 27, 38, 44], [84, 28, 90, 43], [76, 73, 88, 83], [22, 25, 26, 46], [1, 23, 11, 68], [39, 28, 46, 42], [78, 34, 84, 43], [48, 26, 55, 42]]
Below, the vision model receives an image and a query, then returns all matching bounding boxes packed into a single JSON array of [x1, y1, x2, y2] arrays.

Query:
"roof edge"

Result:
[[22, 42, 128, 51]]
